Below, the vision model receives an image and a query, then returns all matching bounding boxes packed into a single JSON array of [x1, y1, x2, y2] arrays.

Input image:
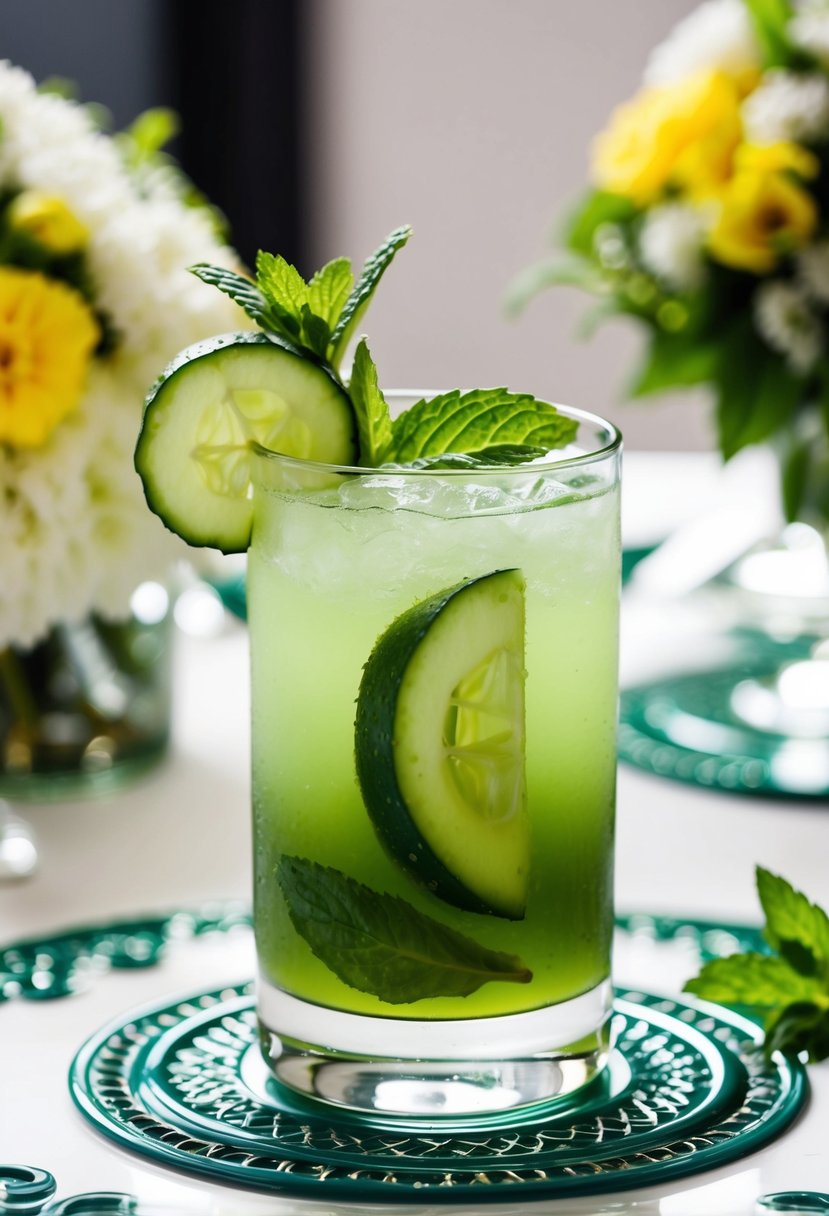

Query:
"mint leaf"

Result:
[[189, 264, 273, 329], [277, 856, 532, 1004], [348, 339, 393, 465], [684, 953, 820, 1007], [256, 251, 308, 320], [299, 304, 332, 360], [385, 389, 578, 464], [684, 868, 829, 1063], [193, 230, 411, 370], [766, 1002, 829, 1060], [757, 866, 829, 972], [308, 257, 354, 329], [402, 444, 551, 470], [328, 225, 412, 367]]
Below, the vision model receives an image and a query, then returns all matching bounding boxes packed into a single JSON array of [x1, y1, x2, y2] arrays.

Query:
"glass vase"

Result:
[[0, 581, 172, 801]]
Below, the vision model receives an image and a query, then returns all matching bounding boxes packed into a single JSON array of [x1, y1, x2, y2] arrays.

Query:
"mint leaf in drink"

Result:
[[683, 867, 829, 1063], [328, 225, 412, 367], [402, 443, 551, 470], [385, 389, 578, 464], [277, 855, 532, 1004], [348, 338, 393, 465]]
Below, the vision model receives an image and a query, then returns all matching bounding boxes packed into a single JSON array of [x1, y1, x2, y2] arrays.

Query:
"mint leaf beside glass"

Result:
[[684, 867, 829, 1062]]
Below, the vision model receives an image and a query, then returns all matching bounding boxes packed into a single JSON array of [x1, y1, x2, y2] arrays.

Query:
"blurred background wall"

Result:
[[0, 0, 713, 451]]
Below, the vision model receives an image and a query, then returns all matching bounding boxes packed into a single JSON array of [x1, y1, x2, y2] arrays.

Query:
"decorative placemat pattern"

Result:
[[1, 907, 766, 1005], [68, 981, 806, 1204], [618, 664, 829, 800]]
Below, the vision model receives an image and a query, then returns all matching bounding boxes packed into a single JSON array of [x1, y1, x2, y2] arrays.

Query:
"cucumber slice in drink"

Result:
[[355, 569, 529, 920], [135, 332, 356, 552]]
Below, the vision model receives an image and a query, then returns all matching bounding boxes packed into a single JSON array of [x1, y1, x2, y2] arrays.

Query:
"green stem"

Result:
[[0, 646, 40, 728]]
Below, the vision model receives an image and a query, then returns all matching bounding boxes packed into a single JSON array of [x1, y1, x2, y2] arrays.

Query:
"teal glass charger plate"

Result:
[[68, 980, 806, 1203], [618, 628, 829, 799], [618, 667, 829, 799]]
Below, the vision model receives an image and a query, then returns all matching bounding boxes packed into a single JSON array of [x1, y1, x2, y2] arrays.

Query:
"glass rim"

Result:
[[250, 399, 622, 477]]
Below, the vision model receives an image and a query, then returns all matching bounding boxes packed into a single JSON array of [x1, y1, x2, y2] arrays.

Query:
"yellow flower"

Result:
[[7, 191, 89, 255], [592, 71, 742, 205], [734, 141, 820, 180], [0, 268, 100, 447], [708, 147, 818, 274]]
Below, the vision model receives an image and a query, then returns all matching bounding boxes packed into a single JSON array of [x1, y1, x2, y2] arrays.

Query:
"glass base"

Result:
[[257, 975, 613, 1117]]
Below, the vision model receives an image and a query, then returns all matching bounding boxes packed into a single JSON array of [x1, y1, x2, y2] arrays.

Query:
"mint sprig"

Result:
[[684, 867, 829, 1062], [190, 225, 410, 372], [383, 389, 578, 464], [277, 855, 532, 1004], [192, 226, 580, 470]]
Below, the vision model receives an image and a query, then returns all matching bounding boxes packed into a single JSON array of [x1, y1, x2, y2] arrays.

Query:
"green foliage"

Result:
[[629, 328, 719, 397], [118, 107, 180, 170], [743, 0, 795, 67], [505, 256, 607, 318], [564, 190, 638, 258], [277, 856, 532, 1004], [684, 867, 829, 1063], [714, 317, 804, 459], [782, 437, 813, 522]]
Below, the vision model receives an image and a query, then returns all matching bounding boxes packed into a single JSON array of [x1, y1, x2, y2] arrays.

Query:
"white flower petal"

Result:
[[639, 203, 708, 291], [0, 61, 249, 649], [754, 281, 823, 374], [742, 70, 829, 143], [645, 0, 760, 85]]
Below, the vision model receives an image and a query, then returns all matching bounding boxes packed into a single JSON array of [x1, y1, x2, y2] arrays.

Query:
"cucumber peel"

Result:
[[355, 569, 530, 919], [135, 332, 357, 552]]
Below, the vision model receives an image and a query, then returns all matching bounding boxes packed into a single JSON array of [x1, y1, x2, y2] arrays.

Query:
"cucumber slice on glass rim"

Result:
[[355, 569, 530, 920], [135, 332, 356, 553]]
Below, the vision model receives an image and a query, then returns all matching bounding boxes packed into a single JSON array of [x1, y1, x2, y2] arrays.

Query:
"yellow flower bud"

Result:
[[7, 191, 89, 255], [708, 169, 817, 274]]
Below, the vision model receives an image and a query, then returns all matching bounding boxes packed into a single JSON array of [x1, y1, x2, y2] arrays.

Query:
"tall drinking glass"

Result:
[[249, 401, 621, 1117]]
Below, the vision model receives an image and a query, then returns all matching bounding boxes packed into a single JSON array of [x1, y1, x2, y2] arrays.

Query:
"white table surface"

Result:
[[1, 452, 827, 1216]]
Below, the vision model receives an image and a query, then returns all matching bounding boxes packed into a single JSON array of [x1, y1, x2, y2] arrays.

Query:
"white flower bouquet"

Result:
[[0, 63, 243, 652], [516, 0, 829, 527]]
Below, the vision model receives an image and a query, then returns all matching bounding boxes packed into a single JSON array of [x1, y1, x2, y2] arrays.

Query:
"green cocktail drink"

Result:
[[132, 225, 621, 1117], [249, 405, 620, 1114]]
